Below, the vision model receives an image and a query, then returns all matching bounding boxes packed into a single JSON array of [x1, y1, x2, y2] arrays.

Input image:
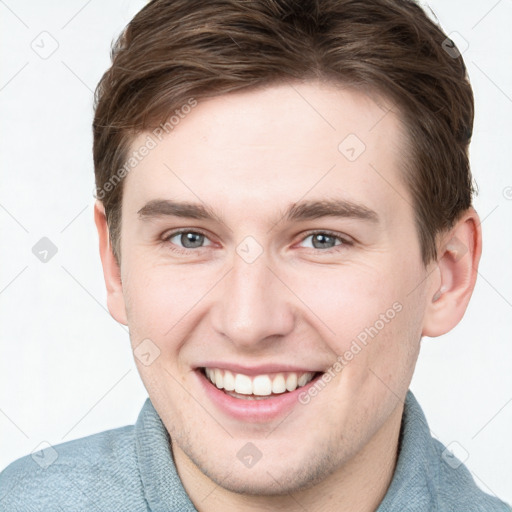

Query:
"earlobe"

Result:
[[93, 200, 128, 325], [422, 208, 482, 338]]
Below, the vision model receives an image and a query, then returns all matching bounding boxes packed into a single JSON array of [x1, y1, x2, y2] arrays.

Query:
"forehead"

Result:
[[122, 81, 410, 225]]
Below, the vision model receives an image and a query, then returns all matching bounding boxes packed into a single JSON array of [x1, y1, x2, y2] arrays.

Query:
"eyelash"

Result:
[[161, 229, 353, 255]]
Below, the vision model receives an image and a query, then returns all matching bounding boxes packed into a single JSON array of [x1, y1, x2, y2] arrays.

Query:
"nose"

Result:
[[212, 249, 296, 351]]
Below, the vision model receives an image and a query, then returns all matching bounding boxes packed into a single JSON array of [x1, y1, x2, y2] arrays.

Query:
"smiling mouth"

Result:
[[201, 367, 322, 400]]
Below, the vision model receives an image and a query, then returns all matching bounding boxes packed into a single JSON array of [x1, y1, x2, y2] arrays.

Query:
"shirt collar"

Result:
[[376, 389, 438, 511], [135, 390, 437, 511], [135, 397, 197, 511]]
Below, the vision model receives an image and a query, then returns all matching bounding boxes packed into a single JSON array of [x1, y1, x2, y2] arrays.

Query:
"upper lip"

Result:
[[195, 362, 326, 375]]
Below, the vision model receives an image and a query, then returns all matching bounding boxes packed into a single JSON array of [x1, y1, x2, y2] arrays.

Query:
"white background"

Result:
[[0, 0, 511, 504]]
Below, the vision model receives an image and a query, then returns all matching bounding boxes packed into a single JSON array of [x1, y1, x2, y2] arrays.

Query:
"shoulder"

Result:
[[429, 436, 511, 511], [0, 425, 148, 512], [382, 390, 512, 512]]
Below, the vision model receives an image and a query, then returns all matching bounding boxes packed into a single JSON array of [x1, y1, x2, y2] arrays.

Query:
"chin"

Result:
[[179, 437, 341, 497]]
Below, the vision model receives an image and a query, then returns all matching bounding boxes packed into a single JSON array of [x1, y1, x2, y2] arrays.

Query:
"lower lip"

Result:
[[196, 370, 322, 422]]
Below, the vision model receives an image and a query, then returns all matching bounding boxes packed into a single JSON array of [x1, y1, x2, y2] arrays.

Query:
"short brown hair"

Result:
[[93, 0, 474, 265]]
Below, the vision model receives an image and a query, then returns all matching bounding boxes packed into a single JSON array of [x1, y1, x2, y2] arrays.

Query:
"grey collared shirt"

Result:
[[1, 390, 510, 511]]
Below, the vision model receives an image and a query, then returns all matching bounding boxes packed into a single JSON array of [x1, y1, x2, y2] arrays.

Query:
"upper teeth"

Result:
[[204, 368, 316, 396]]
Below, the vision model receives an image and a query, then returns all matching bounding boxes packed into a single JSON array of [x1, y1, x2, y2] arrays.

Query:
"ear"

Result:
[[422, 207, 482, 337], [94, 200, 128, 325]]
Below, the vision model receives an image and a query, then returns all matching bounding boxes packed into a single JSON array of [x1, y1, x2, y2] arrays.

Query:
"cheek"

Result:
[[122, 243, 426, 359], [298, 259, 424, 379], [123, 259, 214, 340], [295, 264, 402, 340]]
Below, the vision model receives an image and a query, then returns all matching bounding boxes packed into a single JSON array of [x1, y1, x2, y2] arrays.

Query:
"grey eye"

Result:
[[301, 233, 343, 250], [168, 231, 211, 249]]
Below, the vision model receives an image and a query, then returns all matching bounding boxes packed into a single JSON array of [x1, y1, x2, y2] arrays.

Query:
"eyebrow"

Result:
[[137, 198, 379, 224]]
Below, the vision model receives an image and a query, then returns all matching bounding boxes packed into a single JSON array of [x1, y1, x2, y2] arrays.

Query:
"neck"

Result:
[[173, 402, 404, 512]]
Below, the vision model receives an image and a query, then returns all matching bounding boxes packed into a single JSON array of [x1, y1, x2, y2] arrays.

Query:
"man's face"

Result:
[[116, 82, 433, 494]]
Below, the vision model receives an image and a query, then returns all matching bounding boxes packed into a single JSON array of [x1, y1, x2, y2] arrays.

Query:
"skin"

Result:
[[95, 80, 481, 511]]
